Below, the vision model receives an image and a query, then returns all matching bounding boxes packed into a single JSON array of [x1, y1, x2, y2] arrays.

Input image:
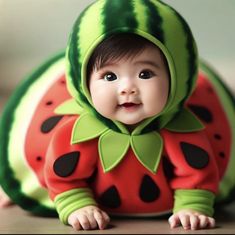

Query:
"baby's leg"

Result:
[[0, 186, 13, 208]]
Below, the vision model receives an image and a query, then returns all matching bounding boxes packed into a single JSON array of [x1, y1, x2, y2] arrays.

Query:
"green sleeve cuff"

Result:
[[54, 188, 97, 224], [173, 189, 215, 216]]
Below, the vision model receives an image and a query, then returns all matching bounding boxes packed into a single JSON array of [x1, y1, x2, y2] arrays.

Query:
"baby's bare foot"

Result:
[[0, 187, 13, 208]]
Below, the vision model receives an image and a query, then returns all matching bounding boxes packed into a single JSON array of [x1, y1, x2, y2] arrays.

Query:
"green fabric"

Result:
[[54, 188, 97, 224], [54, 99, 84, 115], [131, 132, 163, 173], [99, 130, 130, 172], [165, 108, 204, 132], [173, 189, 215, 216], [65, 0, 199, 134], [71, 113, 164, 173], [60, 0, 202, 174], [69, 106, 204, 173], [71, 113, 108, 143]]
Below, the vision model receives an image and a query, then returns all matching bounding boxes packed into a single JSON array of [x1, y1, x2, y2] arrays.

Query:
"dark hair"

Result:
[[87, 33, 168, 78]]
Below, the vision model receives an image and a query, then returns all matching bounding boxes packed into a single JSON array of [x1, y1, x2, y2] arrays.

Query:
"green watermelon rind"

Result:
[[199, 60, 235, 205], [0, 52, 66, 216]]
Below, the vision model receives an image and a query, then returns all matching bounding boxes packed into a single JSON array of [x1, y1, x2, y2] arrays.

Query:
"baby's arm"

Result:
[[162, 130, 219, 230], [68, 205, 110, 230], [44, 118, 106, 230], [168, 209, 215, 230]]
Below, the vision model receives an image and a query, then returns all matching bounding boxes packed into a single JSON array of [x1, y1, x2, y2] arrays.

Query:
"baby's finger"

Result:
[[189, 214, 199, 230], [100, 211, 110, 229], [198, 215, 209, 229], [68, 216, 82, 230], [101, 211, 110, 223], [86, 213, 98, 230], [168, 214, 180, 228], [77, 214, 91, 230], [179, 214, 190, 230], [207, 217, 216, 228], [94, 210, 106, 230]]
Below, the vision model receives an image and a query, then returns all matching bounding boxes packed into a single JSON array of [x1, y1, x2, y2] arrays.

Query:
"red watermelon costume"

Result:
[[0, 0, 235, 226]]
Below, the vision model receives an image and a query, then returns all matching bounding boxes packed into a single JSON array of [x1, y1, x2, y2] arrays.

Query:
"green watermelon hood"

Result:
[[56, 0, 205, 173]]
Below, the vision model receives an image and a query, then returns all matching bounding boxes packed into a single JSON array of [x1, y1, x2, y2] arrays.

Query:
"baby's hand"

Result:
[[168, 209, 215, 230], [68, 205, 110, 230]]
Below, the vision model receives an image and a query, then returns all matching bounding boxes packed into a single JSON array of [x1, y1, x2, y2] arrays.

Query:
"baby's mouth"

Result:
[[119, 102, 141, 110]]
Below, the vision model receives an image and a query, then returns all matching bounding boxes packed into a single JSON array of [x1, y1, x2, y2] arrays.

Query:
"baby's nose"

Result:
[[119, 78, 139, 95]]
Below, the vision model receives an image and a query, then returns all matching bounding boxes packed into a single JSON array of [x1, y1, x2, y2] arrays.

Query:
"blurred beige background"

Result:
[[0, 0, 235, 98]]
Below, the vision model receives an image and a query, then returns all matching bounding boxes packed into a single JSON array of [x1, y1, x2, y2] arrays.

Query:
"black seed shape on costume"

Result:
[[87, 168, 98, 185], [214, 134, 222, 140], [162, 156, 175, 180], [99, 186, 121, 208], [46, 101, 53, 106], [41, 116, 63, 133], [219, 152, 225, 158], [180, 142, 209, 169], [139, 175, 160, 203], [207, 87, 214, 93], [53, 151, 80, 177], [188, 104, 213, 123], [36, 156, 42, 161]]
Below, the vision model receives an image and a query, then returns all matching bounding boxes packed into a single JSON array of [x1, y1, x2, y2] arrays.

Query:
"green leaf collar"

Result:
[[55, 100, 204, 174], [70, 112, 164, 174]]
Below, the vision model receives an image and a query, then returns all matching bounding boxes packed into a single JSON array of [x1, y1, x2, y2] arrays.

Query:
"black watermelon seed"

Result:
[[214, 134, 222, 140], [41, 116, 63, 133], [162, 156, 175, 180], [207, 87, 214, 93], [139, 175, 160, 203], [219, 152, 225, 158], [188, 104, 213, 123], [87, 168, 98, 185], [99, 186, 121, 208], [36, 156, 42, 161], [46, 101, 53, 106], [53, 151, 80, 177], [180, 142, 209, 169]]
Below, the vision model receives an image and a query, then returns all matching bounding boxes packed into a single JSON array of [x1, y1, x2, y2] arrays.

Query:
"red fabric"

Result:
[[24, 72, 230, 215]]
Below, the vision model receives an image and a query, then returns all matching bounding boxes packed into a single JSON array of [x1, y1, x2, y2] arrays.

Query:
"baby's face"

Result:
[[89, 45, 169, 128]]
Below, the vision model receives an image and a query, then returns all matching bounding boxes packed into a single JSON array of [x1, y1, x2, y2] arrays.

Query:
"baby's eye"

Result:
[[103, 72, 117, 81], [139, 70, 155, 79]]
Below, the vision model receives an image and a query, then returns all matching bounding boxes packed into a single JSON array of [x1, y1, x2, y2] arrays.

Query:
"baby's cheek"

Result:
[[91, 89, 117, 117], [143, 87, 167, 116]]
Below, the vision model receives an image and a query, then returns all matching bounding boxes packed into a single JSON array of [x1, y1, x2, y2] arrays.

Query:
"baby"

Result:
[[0, 0, 235, 231], [67, 33, 214, 230]]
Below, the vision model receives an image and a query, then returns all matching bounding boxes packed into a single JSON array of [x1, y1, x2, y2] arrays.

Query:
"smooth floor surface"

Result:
[[0, 203, 235, 234]]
